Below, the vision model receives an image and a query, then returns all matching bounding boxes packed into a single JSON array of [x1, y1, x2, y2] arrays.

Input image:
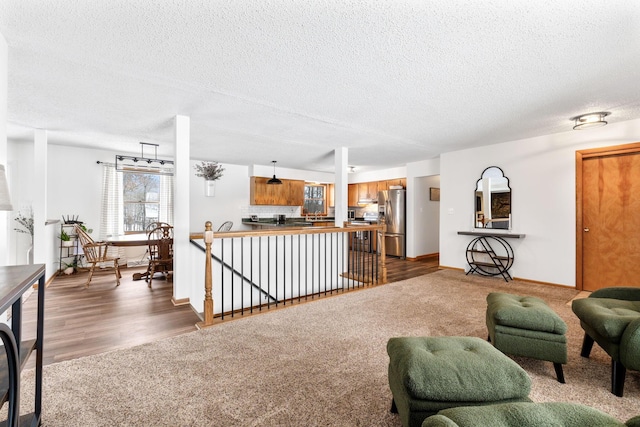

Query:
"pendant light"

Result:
[[267, 160, 283, 185]]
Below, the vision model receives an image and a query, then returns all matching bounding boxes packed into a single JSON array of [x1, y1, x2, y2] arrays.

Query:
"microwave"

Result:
[[347, 209, 356, 220]]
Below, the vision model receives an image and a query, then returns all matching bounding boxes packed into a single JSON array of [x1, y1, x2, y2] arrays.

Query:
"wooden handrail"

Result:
[[195, 222, 387, 329], [189, 223, 384, 240]]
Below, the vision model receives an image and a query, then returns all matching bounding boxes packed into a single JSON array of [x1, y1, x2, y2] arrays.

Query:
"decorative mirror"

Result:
[[474, 166, 511, 229]]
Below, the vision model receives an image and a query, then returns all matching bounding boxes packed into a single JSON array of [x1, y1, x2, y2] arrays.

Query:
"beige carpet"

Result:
[[16, 270, 640, 426]]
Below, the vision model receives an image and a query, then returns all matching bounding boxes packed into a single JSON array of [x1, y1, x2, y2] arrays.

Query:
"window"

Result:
[[123, 172, 160, 232], [303, 184, 326, 215], [99, 163, 173, 239]]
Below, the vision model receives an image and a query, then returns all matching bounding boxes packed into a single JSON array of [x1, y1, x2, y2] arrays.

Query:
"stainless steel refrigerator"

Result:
[[378, 189, 406, 258]]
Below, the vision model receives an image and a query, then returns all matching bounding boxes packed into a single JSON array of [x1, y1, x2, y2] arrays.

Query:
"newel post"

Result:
[[198, 221, 215, 328], [379, 219, 387, 284]]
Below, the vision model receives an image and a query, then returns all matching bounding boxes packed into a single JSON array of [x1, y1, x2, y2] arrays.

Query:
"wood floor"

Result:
[[21, 254, 439, 367]]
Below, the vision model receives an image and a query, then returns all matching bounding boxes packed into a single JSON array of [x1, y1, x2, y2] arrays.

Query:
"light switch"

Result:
[[448, 208, 455, 215]]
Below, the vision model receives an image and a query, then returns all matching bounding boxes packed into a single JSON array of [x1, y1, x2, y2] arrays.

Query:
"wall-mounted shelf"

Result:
[[458, 231, 524, 282], [457, 231, 526, 239]]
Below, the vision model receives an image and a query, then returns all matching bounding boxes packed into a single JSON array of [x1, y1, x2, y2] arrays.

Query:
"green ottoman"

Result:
[[387, 336, 532, 427], [486, 292, 568, 383]]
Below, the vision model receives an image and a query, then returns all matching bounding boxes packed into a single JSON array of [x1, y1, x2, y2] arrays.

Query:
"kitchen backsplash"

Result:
[[241, 205, 336, 219]]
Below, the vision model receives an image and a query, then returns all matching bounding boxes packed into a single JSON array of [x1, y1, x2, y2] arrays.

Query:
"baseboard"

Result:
[[127, 260, 147, 268], [439, 265, 575, 289], [172, 297, 190, 306], [406, 252, 439, 262]]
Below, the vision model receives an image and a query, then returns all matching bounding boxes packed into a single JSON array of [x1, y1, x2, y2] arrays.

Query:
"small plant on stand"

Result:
[[61, 261, 76, 275], [59, 230, 73, 247]]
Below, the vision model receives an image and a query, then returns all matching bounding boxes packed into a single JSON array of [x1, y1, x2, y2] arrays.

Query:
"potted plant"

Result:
[[14, 208, 35, 263], [59, 229, 73, 247], [61, 261, 76, 275], [194, 161, 225, 197]]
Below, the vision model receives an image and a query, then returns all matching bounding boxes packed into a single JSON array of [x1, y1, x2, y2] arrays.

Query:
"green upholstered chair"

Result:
[[486, 292, 568, 383], [421, 402, 640, 427], [571, 287, 640, 397]]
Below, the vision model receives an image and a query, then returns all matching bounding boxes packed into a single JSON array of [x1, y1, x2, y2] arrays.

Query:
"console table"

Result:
[[0, 264, 45, 426], [457, 231, 525, 282]]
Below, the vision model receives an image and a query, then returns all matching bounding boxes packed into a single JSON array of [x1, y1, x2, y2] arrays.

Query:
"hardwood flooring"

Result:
[[21, 254, 439, 367]]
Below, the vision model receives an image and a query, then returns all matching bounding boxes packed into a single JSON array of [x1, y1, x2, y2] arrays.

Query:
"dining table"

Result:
[[105, 233, 173, 282]]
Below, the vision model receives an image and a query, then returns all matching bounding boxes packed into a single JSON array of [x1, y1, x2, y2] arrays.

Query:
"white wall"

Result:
[[0, 32, 8, 265], [406, 158, 440, 259], [411, 175, 440, 257], [440, 118, 640, 287], [190, 161, 250, 233], [349, 166, 406, 183]]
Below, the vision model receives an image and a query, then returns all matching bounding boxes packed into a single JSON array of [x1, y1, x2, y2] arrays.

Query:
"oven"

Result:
[[350, 212, 379, 252]]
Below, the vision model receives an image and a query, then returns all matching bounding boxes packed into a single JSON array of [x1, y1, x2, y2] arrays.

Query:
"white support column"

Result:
[[334, 147, 348, 227], [0, 32, 9, 266], [173, 115, 190, 301], [33, 129, 47, 264]]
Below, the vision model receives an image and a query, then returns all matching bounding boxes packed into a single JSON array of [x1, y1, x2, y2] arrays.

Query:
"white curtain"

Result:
[[99, 163, 124, 240], [159, 174, 174, 226]]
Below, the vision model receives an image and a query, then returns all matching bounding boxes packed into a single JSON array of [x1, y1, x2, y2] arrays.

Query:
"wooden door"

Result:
[[577, 144, 640, 291]]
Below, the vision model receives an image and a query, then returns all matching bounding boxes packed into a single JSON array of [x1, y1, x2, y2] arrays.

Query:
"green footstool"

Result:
[[387, 336, 532, 427], [486, 292, 568, 383]]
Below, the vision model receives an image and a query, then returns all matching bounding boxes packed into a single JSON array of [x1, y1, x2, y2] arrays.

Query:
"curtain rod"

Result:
[[96, 161, 115, 167]]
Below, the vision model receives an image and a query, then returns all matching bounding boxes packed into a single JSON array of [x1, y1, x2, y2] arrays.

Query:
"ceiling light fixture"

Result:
[[267, 160, 283, 185], [115, 142, 174, 175], [571, 112, 610, 130]]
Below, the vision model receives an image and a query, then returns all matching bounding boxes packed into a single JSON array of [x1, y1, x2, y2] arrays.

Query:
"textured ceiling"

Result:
[[2, 1, 640, 172]]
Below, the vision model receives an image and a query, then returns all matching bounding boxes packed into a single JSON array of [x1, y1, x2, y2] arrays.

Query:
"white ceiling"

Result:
[[2, 1, 640, 173]]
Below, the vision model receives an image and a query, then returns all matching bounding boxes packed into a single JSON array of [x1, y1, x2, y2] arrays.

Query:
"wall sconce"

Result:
[[572, 112, 610, 130], [0, 165, 13, 211]]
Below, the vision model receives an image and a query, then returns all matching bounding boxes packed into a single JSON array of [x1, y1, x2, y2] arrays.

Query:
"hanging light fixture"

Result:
[[571, 112, 610, 130], [0, 165, 13, 211], [267, 160, 283, 185], [115, 142, 174, 175]]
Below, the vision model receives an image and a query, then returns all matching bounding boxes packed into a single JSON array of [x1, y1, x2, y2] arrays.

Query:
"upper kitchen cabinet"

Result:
[[382, 178, 406, 190], [250, 177, 305, 206], [358, 181, 378, 203], [348, 184, 359, 207], [327, 184, 335, 207]]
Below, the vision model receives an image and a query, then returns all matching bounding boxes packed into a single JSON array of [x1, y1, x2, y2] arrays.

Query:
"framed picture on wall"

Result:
[[430, 187, 440, 201]]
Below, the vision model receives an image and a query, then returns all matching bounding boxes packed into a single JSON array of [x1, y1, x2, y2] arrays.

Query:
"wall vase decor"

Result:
[[194, 161, 225, 198], [205, 180, 216, 197]]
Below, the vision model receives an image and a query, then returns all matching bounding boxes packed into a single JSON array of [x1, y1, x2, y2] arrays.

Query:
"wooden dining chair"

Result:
[[74, 224, 121, 287], [146, 224, 173, 288], [217, 221, 233, 232]]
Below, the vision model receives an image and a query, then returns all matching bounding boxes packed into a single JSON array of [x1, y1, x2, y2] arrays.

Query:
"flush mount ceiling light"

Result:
[[115, 142, 174, 175], [267, 160, 283, 185], [571, 112, 610, 130]]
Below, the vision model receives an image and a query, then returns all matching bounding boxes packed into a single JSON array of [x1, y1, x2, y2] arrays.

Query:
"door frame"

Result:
[[575, 142, 640, 290]]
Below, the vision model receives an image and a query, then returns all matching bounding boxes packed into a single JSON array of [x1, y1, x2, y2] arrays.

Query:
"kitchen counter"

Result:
[[242, 217, 336, 229]]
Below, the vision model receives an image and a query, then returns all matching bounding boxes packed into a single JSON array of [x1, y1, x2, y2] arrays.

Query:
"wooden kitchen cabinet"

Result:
[[348, 184, 359, 207], [358, 181, 378, 202], [250, 177, 305, 206], [381, 178, 406, 190], [327, 184, 335, 207]]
